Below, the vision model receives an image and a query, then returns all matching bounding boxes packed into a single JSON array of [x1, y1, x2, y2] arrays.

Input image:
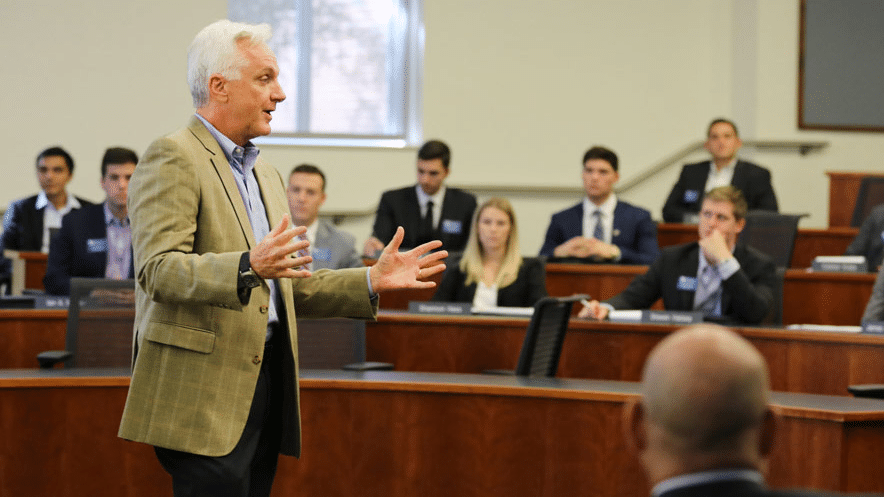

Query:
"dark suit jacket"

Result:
[[662, 160, 778, 222], [371, 185, 477, 252], [605, 242, 775, 325], [538, 200, 660, 264], [43, 203, 133, 295], [844, 203, 884, 272], [431, 254, 547, 307], [658, 478, 865, 497]]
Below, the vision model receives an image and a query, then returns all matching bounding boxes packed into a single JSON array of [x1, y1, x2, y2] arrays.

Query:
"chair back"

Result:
[[851, 177, 884, 227], [737, 212, 802, 268], [514, 295, 586, 377], [297, 318, 368, 368], [64, 278, 136, 368]]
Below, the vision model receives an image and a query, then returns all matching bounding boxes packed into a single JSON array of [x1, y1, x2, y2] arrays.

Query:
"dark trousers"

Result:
[[155, 337, 284, 497]]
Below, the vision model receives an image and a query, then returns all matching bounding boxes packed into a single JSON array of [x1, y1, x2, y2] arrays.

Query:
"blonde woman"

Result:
[[432, 197, 547, 307]]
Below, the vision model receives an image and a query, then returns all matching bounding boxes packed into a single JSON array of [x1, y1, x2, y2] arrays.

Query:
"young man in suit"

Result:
[[662, 119, 778, 223], [0, 146, 92, 292], [539, 146, 660, 264], [43, 147, 137, 295], [363, 140, 477, 257], [627, 324, 862, 497], [580, 186, 775, 325], [286, 164, 362, 270], [117, 20, 446, 497]]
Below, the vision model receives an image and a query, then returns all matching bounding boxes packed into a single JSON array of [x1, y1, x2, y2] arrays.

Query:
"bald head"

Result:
[[632, 324, 773, 480]]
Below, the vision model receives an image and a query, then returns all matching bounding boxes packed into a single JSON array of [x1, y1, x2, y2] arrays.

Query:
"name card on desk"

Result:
[[408, 301, 472, 315], [811, 255, 867, 273], [641, 310, 702, 325], [0, 295, 70, 309], [862, 321, 884, 334]]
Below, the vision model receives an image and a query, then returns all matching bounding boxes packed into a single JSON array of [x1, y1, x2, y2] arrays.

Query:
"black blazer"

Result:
[[431, 254, 547, 307], [659, 478, 864, 497], [662, 160, 778, 223], [605, 242, 775, 325], [43, 203, 134, 295], [371, 185, 477, 252], [0, 194, 93, 252]]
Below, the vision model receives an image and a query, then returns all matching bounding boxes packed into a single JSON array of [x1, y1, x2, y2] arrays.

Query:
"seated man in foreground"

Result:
[[579, 186, 775, 325], [844, 203, 884, 272], [628, 324, 859, 497], [539, 146, 660, 264]]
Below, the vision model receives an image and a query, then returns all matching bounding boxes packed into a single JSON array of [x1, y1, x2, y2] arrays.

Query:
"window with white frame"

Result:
[[229, 0, 422, 147]]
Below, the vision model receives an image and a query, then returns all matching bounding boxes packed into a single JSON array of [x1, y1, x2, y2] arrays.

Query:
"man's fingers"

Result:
[[419, 262, 446, 279], [384, 227, 405, 254]]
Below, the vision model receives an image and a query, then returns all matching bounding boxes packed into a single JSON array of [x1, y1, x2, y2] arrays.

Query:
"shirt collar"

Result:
[[103, 202, 129, 227], [194, 113, 260, 174], [35, 190, 81, 212], [583, 193, 617, 216], [304, 218, 319, 243], [416, 184, 446, 208], [652, 469, 764, 497], [709, 158, 738, 174]]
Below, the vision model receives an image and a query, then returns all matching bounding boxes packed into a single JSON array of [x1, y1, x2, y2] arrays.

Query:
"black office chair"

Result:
[[486, 294, 587, 377], [296, 317, 393, 371], [851, 177, 884, 228], [737, 211, 803, 268], [37, 278, 136, 368]]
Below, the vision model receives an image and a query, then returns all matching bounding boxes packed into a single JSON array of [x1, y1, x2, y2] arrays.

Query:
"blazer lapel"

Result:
[[254, 159, 286, 229], [187, 117, 256, 248], [678, 245, 701, 310]]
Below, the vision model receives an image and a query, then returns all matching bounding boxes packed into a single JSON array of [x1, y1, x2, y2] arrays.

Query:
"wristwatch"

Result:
[[238, 252, 261, 289]]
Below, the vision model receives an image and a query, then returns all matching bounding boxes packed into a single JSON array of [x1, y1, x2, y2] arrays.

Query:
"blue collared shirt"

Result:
[[103, 203, 131, 280]]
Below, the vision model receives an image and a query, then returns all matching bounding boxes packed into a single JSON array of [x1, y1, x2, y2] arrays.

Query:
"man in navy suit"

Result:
[[579, 186, 775, 325], [363, 140, 477, 257], [626, 324, 860, 497], [43, 147, 137, 295], [286, 164, 362, 270], [539, 146, 660, 264], [662, 118, 778, 223], [0, 146, 92, 292]]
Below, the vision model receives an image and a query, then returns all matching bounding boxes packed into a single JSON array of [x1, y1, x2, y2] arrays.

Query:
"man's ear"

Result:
[[208, 74, 228, 103], [758, 406, 777, 457], [623, 398, 647, 454]]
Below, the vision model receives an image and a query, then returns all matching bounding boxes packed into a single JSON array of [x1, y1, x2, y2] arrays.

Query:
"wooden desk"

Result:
[[656, 224, 858, 269], [365, 313, 884, 396], [827, 171, 884, 227], [3, 250, 48, 294], [0, 309, 66, 368], [2, 369, 883, 496]]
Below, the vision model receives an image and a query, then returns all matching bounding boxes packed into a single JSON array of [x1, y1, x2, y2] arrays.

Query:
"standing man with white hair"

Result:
[[118, 20, 446, 496]]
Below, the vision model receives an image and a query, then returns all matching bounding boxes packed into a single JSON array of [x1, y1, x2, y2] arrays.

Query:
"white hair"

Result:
[[187, 19, 272, 108]]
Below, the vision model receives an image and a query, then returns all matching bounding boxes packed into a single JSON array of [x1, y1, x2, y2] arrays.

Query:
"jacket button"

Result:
[[259, 305, 268, 314], [253, 355, 261, 365]]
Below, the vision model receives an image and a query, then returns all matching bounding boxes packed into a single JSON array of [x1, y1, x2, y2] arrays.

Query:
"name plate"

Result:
[[862, 321, 884, 334], [0, 295, 70, 309], [641, 310, 702, 325], [811, 261, 866, 273], [408, 301, 472, 315]]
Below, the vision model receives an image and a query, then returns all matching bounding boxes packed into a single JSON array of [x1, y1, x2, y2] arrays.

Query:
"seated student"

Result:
[[432, 197, 547, 308], [363, 140, 477, 257], [629, 324, 863, 497], [0, 146, 93, 291], [286, 163, 362, 270], [539, 146, 659, 264], [862, 264, 884, 323], [579, 186, 775, 325], [662, 118, 778, 223], [43, 147, 137, 295], [844, 203, 884, 272]]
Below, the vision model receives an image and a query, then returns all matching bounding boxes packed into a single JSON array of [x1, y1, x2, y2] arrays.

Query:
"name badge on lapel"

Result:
[[676, 275, 697, 291], [683, 190, 699, 203], [87, 238, 108, 253], [441, 219, 462, 235], [312, 248, 331, 262]]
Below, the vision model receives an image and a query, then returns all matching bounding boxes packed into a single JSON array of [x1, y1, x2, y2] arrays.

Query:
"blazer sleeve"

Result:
[[371, 191, 398, 245], [539, 215, 567, 257], [42, 212, 76, 296], [722, 248, 775, 324], [617, 212, 661, 265], [431, 254, 467, 302], [747, 167, 778, 212], [522, 258, 548, 306], [605, 258, 665, 310], [662, 167, 692, 223], [863, 265, 884, 323]]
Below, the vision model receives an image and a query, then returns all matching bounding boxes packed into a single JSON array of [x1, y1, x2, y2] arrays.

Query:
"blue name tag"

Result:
[[441, 219, 462, 235], [87, 238, 108, 253], [312, 248, 331, 261], [676, 275, 697, 291], [879, 230, 884, 242], [683, 190, 699, 203]]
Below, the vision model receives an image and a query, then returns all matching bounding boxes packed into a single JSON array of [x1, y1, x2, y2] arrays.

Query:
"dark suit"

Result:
[[605, 242, 775, 325], [371, 185, 477, 252], [538, 200, 660, 264], [431, 254, 547, 307], [43, 203, 133, 295], [658, 477, 866, 497], [844, 204, 884, 272], [662, 160, 778, 222]]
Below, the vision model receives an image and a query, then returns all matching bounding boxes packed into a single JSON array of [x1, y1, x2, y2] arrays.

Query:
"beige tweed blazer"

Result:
[[118, 117, 376, 457]]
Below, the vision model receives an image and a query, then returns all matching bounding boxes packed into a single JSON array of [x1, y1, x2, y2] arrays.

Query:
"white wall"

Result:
[[2, 0, 883, 255]]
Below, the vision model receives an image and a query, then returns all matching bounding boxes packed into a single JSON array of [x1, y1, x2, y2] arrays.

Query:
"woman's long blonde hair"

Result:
[[460, 197, 523, 288]]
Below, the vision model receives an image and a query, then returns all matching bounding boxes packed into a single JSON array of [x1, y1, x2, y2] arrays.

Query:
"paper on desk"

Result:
[[812, 255, 867, 264], [471, 306, 535, 317], [785, 324, 863, 333], [608, 310, 643, 322]]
